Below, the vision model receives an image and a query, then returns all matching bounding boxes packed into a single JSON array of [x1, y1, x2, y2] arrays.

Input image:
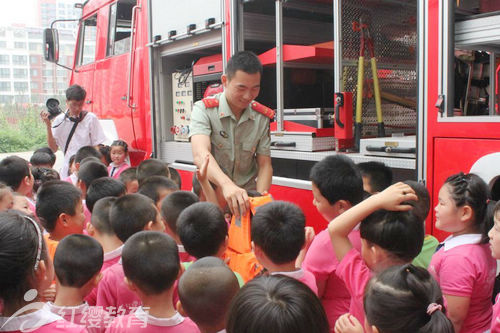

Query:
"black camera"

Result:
[[46, 98, 62, 120]]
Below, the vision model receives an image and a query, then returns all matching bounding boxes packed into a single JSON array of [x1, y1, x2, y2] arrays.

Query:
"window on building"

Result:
[[14, 95, 29, 103], [107, 0, 135, 56], [0, 95, 13, 103], [30, 69, 38, 76], [30, 56, 39, 64], [31, 82, 39, 89], [0, 68, 10, 78], [43, 69, 53, 76], [0, 55, 9, 65], [44, 82, 53, 89], [29, 43, 42, 52], [0, 29, 6, 37], [14, 42, 27, 49], [77, 15, 97, 66], [13, 69, 27, 78], [13, 30, 26, 38], [0, 82, 11, 91], [14, 82, 28, 92], [28, 31, 43, 39], [12, 55, 27, 65], [57, 82, 66, 89], [0, 41, 6, 48]]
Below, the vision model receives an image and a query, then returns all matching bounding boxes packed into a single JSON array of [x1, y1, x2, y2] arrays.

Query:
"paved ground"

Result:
[[0, 150, 65, 172]]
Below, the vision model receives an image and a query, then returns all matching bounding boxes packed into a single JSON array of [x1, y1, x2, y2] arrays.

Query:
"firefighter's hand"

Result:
[[334, 314, 364, 333], [40, 110, 51, 126], [221, 182, 249, 219]]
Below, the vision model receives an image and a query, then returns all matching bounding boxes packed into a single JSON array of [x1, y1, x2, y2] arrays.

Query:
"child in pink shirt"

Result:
[[226, 275, 329, 333], [0, 213, 86, 333], [251, 200, 318, 294], [178, 257, 239, 333], [160, 191, 199, 263], [118, 168, 139, 194], [429, 173, 496, 333], [328, 182, 425, 325], [489, 201, 500, 333], [96, 194, 165, 315], [300, 155, 364, 327], [45, 234, 111, 333], [106, 231, 199, 332], [335, 264, 453, 333], [107, 140, 130, 179]]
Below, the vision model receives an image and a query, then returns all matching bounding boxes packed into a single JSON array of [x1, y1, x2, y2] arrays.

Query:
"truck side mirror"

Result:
[[43, 28, 59, 63]]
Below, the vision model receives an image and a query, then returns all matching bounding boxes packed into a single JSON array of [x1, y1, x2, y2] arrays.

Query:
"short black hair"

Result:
[[122, 231, 180, 295], [34, 147, 56, 165], [110, 140, 128, 153], [251, 201, 305, 265], [110, 194, 158, 243], [54, 234, 103, 287], [227, 275, 329, 333], [161, 191, 199, 234], [75, 146, 102, 164], [36, 180, 82, 232], [31, 167, 60, 194], [192, 174, 201, 197], [310, 155, 363, 206], [30, 152, 54, 168], [119, 167, 137, 183], [226, 51, 263, 81], [86, 177, 126, 212], [137, 159, 170, 186], [357, 161, 393, 193], [177, 202, 227, 259], [66, 84, 87, 101], [360, 210, 424, 263], [0, 156, 31, 191], [78, 161, 108, 189], [403, 180, 431, 222], [137, 176, 178, 204], [179, 257, 239, 328], [168, 167, 182, 189], [91, 197, 117, 235], [97, 144, 112, 165]]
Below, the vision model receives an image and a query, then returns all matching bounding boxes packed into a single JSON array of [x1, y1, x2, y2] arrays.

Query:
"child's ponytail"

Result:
[[419, 303, 454, 333]]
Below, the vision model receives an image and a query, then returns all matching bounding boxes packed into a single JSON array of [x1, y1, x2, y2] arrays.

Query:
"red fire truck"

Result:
[[44, 0, 500, 239]]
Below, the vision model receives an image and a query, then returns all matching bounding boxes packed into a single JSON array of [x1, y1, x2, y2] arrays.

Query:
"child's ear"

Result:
[[93, 272, 103, 286], [336, 200, 352, 215], [35, 260, 53, 292], [460, 205, 473, 223], [87, 222, 95, 236], [176, 300, 187, 316], [59, 212, 70, 227], [144, 221, 154, 231]]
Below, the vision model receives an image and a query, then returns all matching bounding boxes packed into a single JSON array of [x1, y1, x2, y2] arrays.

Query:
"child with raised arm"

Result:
[[328, 182, 424, 324], [251, 200, 318, 294], [430, 173, 496, 333], [45, 234, 111, 333], [106, 231, 199, 332]]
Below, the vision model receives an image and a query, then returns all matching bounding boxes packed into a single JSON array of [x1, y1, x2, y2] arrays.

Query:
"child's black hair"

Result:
[[179, 256, 239, 329], [66, 84, 86, 101], [97, 144, 112, 165], [33, 147, 56, 166], [403, 180, 431, 222], [364, 264, 453, 333], [36, 180, 82, 232], [0, 212, 48, 312], [251, 201, 305, 265], [358, 161, 393, 193], [75, 146, 102, 164], [310, 155, 364, 206], [445, 172, 491, 243], [177, 202, 227, 259], [54, 234, 103, 287], [0, 156, 31, 191], [110, 140, 128, 153], [161, 191, 199, 234], [137, 158, 170, 186], [192, 174, 201, 197], [122, 231, 180, 295], [86, 177, 126, 212], [31, 167, 60, 194], [119, 167, 137, 184], [360, 210, 424, 263], [110, 193, 158, 243], [226, 275, 329, 333], [168, 167, 182, 189], [91, 197, 117, 235], [30, 152, 54, 168], [137, 175, 178, 204], [77, 161, 108, 189]]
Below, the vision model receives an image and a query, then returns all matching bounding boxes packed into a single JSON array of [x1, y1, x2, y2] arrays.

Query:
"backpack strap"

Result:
[[251, 101, 275, 119]]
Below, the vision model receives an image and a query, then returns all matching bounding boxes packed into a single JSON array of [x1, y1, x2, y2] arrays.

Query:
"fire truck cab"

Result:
[[44, 0, 500, 237]]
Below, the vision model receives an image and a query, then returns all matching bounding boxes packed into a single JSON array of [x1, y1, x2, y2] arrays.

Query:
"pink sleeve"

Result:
[[336, 248, 372, 302], [85, 287, 97, 306], [96, 272, 116, 310], [302, 230, 338, 282], [438, 254, 476, 297], [104, 316, 121, 333]]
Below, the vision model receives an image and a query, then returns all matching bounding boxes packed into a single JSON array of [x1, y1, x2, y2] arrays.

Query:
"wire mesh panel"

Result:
[[341, 0, 417, 137]]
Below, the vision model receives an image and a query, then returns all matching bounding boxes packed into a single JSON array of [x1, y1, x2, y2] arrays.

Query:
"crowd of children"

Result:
[[0, 142, 499, 333]]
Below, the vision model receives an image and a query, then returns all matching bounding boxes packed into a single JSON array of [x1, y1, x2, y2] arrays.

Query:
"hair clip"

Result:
[[24, 216, 42, 271], [426, 303, 442, 315]]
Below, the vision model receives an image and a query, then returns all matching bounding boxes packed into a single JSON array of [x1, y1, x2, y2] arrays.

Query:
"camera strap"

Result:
[[64, 111, 88, 154]]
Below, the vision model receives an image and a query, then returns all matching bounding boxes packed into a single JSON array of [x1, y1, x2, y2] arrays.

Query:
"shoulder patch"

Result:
[[251, 102, 275, 119], [202, 98, 219, 109]]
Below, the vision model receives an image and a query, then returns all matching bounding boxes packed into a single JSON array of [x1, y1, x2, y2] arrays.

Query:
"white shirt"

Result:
[[51, 111, 108, 177]]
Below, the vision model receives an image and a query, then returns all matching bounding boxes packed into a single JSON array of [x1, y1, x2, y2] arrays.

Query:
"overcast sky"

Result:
[[0, 0, 38, 26]]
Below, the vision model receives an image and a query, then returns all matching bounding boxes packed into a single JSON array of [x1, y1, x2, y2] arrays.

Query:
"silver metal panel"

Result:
[[159, 141, 194, 164], [270, 133, 336, 151], [455, 14, 500, 53], [360, 136, 416, 158], [158, 30, 221, 57], [272, 176, 312, 190], [417, 0, 427, 182]]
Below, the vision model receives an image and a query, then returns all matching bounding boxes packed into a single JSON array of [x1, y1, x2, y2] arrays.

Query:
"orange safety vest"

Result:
[[225, 194, 273, 282]]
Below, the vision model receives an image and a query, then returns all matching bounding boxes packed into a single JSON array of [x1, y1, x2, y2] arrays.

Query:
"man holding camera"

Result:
[[40, 84, 108, 177]]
